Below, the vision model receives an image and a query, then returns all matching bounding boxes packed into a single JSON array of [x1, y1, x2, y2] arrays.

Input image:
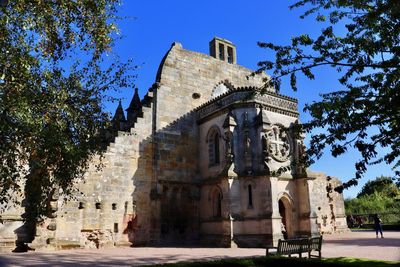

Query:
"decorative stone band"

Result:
[[0, 214, 23, 221], [200, 213, 273, 223], [196, 89, 299, 121], [255, 93, 298, 115]]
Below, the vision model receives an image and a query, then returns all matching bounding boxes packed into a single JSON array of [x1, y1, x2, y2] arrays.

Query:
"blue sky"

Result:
[[107, 1, 394, 199]]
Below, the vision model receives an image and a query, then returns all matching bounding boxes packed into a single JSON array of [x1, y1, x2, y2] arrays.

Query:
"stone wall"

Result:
[[155, 42, 268, 131], [41, 102, 156, 249], [0, 207, 24, 252], [308, 172, 348, 234], [149, 42, 269, 244]]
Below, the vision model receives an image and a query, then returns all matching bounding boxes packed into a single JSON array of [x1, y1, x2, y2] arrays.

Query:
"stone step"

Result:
[[0, 239, 15, 253], [146, 90, 153, 98], [56, 241, 81, 250], [142, 91, 154, 107], [142, 106, 152, 119]]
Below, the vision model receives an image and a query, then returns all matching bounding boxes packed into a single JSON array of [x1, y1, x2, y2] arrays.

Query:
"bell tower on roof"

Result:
[[209, 37, 236, 64]]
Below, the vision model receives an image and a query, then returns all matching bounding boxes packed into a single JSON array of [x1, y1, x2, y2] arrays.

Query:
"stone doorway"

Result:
[[278, 197, 292, 239], [160, 185, 198, 245]]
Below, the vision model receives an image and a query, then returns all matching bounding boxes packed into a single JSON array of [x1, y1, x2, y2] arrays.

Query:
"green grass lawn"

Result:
[[150, 256, 400, 267]]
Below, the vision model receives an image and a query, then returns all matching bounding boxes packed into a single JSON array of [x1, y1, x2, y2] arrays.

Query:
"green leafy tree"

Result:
[[0, 0, 135, 226], [345, 191, 400, 222], [346, 193, 388, 215], [345, 175, 400, 224], [357, 175, 399, 198], [257, 0, 400, 191], [346, 176, 399, 225]]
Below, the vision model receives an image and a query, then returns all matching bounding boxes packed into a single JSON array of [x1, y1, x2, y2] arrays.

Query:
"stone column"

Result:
[[296, 178, 312, 237], [228, 177, 240, 248], [269, 177, 284, 246], [306, 178, 320, 237]]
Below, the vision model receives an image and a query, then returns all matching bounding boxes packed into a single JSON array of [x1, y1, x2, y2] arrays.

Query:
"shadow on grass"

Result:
[[151, 256, 400, 267], [0, 254, 398, 267], [0, 253, 238, 267]]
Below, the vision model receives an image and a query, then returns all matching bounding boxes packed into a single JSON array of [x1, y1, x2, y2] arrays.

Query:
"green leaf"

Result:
[[256, 0, 400, 190]]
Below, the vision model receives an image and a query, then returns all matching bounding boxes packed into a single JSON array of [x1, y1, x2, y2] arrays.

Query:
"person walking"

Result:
[[373, 214, 384, 238]]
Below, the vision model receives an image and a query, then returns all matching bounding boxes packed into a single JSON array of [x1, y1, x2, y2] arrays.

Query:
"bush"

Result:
[[345, 191, 400, 225], [346, 192, 400, 213]]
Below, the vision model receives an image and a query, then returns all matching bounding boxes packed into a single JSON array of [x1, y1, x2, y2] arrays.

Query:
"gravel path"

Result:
[[0, 230, 399, 266]]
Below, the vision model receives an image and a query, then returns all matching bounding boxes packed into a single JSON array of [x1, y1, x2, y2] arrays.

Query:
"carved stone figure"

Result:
[[295, 139, 307, 176], [243, 112, 249, 125], [243, 129, 253, 174], [244, 134, 251, 155], [261, 133, 271, 168], [225, 132, 234, 164]]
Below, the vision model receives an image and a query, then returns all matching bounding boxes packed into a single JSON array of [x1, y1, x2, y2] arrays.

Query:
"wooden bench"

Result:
[[308, 236, 323, 259], [266, 236, 322, 259]]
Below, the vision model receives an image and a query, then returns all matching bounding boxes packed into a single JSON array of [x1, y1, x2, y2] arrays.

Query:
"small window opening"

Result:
[[114, 223, 119, 233], [192, 93, 201, 99], [227, 46, 233, 63], [218, 43, 225, 60], [95, 202, 101, 209], [124, 201, 128, 213], [112, 203, 117, 210], [78, 202, 84, 209], [217, 192, 222, 217], [213, 191, 222, 218], [214, 133, 220, 164], [208, 129, 221, 166], [248, 185, 253, 208]]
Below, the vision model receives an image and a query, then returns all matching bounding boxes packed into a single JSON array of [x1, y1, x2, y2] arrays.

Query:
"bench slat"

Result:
[[266, 236, 322, 259]]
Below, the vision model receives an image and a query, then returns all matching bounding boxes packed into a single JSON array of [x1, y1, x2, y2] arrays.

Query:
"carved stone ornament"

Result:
[[222, 130, 237, 178], [266, 125, 291, 162], [261, 134, 271, 166], [221, 111, 238, 178], [225, 132, 234, 164]]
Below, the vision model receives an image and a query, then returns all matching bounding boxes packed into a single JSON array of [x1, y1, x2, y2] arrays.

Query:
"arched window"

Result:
[[215, 192, 222, 217], [248, 184, 253, 208], [211, 188, 223, 218], [207, 127, 221, 166], [214, 133, 220, 164]]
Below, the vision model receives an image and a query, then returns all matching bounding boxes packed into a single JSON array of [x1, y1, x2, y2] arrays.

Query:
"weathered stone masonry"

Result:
[[0, 37, 348, 251]]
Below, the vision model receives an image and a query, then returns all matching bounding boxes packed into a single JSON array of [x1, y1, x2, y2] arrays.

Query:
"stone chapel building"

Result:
[[0, 38, 348, 251]]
